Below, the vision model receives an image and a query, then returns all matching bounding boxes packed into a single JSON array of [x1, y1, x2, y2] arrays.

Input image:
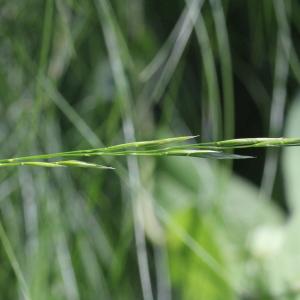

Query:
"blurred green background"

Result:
[[1, 0, 300, 299]]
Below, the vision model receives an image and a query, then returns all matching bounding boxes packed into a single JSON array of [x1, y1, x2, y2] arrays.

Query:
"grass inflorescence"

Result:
[[1, 136, 299, 170]]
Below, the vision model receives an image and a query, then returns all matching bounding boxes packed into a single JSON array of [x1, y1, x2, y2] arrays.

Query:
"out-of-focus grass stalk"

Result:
[[209, 0, 235, 188], [190, 0, 222, 140], [261, 0, 291, 199], [139, 5, 187, 82], [32, 0, 54, 140], [154, 244, 172, 300], [2, 5, 118, 299], [140, 0, 204, 105], [44, 80, 101, 148], [185, 0, 223, 140], [209, 0, 234, 141], [0, 221, 31, 300], [94, 1, 154, 299]]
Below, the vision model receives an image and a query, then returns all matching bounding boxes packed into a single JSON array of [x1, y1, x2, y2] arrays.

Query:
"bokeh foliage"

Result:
[[0, 0, 300, 299]]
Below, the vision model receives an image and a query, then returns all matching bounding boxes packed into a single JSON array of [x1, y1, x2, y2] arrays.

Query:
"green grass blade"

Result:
[[0, 221, 31, 300]]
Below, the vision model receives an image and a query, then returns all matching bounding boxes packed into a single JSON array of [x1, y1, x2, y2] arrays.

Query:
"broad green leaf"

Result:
[[155, 155, 283, 297]]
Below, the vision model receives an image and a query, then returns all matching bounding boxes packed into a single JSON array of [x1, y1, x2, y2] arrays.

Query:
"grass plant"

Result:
[[0, 137, 299, 169], [1, 0, 300, 299]]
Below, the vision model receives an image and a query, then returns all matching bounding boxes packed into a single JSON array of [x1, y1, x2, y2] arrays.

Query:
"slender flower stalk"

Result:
[[0, 136, 299, 170]]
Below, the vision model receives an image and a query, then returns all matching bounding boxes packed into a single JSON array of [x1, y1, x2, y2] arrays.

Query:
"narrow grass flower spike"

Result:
[[0, 136, 299, 170], [0, 160, 114, 170]]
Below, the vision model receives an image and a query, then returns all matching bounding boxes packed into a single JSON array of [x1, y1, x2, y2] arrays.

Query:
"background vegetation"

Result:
[[1, 0, 300, 299]]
